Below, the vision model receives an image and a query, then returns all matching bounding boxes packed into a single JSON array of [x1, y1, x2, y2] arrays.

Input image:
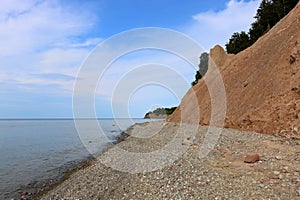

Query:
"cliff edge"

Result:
[[169, 1, 300, 136]]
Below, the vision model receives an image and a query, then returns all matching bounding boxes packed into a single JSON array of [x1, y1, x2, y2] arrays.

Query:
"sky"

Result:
[[0, 0, 261, 118]]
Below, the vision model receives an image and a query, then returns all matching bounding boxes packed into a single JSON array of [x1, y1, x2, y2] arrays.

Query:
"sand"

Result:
[[40, 121, 300, 199]]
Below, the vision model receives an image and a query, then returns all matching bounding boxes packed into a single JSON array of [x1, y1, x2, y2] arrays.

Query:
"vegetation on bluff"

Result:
[[191, 52, 209, 86], [226, 0, 299, 54], [144, 107, 177, 118]]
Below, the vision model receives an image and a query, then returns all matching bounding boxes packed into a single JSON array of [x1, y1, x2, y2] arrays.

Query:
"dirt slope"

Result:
[[169, 1, 300, 135]]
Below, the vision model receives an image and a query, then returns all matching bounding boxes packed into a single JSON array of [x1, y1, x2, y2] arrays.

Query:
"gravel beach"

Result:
[[40, 121, 300, 199]]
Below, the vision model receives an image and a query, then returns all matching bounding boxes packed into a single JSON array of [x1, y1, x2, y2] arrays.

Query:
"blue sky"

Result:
[[0, 0, 261, 118]]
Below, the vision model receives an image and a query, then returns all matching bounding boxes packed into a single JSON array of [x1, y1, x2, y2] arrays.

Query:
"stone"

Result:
[[290, 55, 296, 64], [278, 174, 284, 180], [268, 174, 279, 179], [244, 154, 260, 163], [274, 171, 280, 175], [282, 166, 289, 173], [243, 81, 249, 87], [275, 156, 282, 160]]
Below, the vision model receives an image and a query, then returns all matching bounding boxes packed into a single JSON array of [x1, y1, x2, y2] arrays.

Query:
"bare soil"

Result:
[[169, 1, 300, 136]]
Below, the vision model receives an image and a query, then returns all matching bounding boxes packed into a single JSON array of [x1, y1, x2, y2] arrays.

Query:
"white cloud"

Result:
[[37, 48, 90, 74], [71, 38, 103, 48], [0, 46, 91, 94], [0, 1, 95, 56], [0, 0, 101, 94], [0, 0, 262, 117], [90, 50, 196, 99], [92, 0, 262, 115], [185, 0, 260, 50]]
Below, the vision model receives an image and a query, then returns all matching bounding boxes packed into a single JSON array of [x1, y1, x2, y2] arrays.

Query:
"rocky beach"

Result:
[[40, 121, 300, 199], [39, 2, 300, 199], [2, 0, 300, 199]]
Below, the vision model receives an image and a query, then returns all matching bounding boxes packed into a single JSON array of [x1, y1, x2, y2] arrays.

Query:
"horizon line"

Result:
[[0, 117, 146, 120]]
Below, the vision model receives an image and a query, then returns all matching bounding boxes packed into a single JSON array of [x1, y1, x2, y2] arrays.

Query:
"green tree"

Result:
[[191, 52, 209, 86], [199, 52, 209, 76], [144, 107, 177, 118], [225, 31, 251, 54], [226, 0, 298, 54]]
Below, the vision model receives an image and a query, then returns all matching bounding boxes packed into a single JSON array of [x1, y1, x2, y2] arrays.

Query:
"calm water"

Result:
[[0, 119, 148, 199]]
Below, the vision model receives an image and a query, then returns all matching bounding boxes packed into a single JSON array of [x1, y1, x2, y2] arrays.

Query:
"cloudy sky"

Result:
[[0, 0, 260, 118]]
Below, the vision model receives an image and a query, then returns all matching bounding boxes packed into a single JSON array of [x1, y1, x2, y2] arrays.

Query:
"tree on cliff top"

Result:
[[225, 31, 251, 55], [191, 52, 209, 86], [226, 0, 298, 54]]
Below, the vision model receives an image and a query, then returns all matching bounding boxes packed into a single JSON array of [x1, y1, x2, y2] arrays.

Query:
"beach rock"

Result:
[[275, 156, 282, 160], [279, 174, 284, 180], [274, 171, 280, 175], [244, 154, 260, 163], [269, 174, 279, 179]]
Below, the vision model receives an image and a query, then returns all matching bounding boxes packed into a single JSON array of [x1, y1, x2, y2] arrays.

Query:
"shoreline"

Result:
[[31, 156, 97, 199], [20, 122, 140, 200], [40, 121, 300, 199]]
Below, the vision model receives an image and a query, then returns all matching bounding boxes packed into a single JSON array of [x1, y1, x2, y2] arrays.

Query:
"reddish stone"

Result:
[[268, 174, 279, 179], [244, 154, 260, 163]]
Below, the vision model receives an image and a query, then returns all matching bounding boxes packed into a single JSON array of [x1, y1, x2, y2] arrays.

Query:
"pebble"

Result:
[[244, 154, 260, 163], [269, 174, 279, 179], [274, 171, 280, 175], [279, 174, 284, 180], [282, 166, 289, 173], [275, 156, 282, 160], [38, 122, 300, 200]]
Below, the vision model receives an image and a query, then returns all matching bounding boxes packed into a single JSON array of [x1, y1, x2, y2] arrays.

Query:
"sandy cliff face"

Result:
[[169, 1, 300, 135]]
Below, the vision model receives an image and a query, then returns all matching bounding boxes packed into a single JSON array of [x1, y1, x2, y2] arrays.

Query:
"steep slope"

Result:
[[169, 1, 300, 135]]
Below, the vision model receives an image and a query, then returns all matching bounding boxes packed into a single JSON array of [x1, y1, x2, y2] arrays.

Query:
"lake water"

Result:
[[0, 118, 149, 199]]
